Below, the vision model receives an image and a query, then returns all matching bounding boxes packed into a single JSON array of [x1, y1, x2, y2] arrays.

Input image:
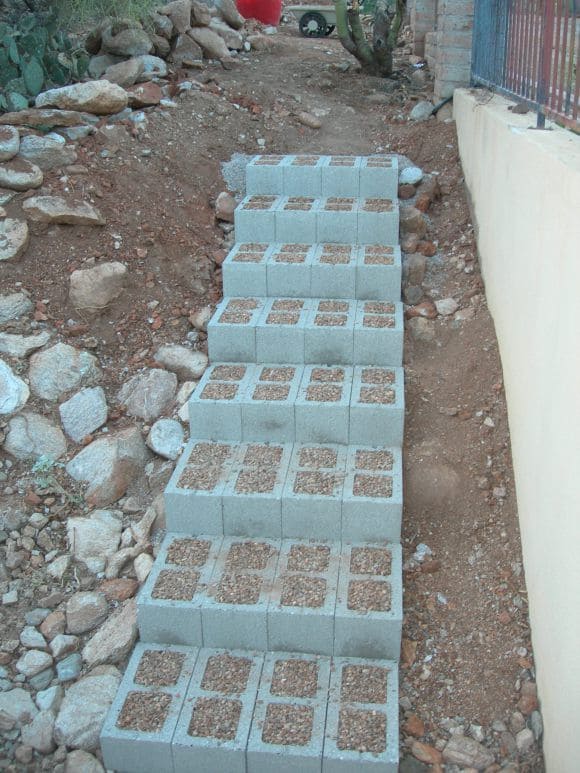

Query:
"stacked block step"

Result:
[[102, 154, 403, 772]]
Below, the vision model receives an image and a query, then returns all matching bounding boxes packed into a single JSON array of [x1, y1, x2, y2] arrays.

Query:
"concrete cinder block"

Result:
[[295, 366, 353, 445], [275, 197, 318, 244], [235, 195, 280, 243], [282, 155, 325, 197], [304, 299, 356, 365], [355, 245, 402, 302], [323, 656, 399, 772], [255, 299, 310, 364], [348, 366, 405, 446], [241, 365, 302, 443], [268, 540, 340, 654], [266, 244, 313, 298], [188, 363, 255, 441], [207, 297, 265, 363], [357, 199, 399, 245], [317, 198, 358, 244], [321, 156, 362, 197], [222, 243, 271, 298], [101, 642, 199, 773], [353, 301, 404, 366], [333, 543, 402, 659], [310, 244, 357, 299], [246, 154, 289, 194], [359, 156, 398, 199], [137, 534, 222, 646]]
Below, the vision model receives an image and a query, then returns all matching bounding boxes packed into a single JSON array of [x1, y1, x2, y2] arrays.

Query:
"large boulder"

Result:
[[101, 27, 153, 57], [59, 386, 108, 443], [69, 261, 127, 311], [159, 0, 192, 33], [191, 0, 212, 26], [18, 134, 77, 170], [0, 218, 29, 262], [29, 343, 101, 402], [154, 344, 208, 381], [0, 359, 29, 415], [0, 158, 43, 191], [54, 672, 121, 751], [117, 368, 177, 421], [216, 0, 245, 30], [102, 58, 144, 88], [88, 53, 123, 79], [170, 33, 203, 67], [82, 598, 137, 667], [4, 412, 67, 461], [67, 511, 122, 574], [65, 427, 149, 507], [209, 19, 243, 50], [0, 126, 20, 161], [188, 26, 232, 61], [66, 591, 109, 634], [23, 196, 105, 226], [36, 81, 128, 116]]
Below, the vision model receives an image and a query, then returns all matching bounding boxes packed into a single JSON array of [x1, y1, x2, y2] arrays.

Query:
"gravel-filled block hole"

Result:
[[281, 244, 311, 253], [188, 697, 241, 740], [201, 654, 252, 695], [238, 243, 269, 252], [292, 156, 320, 165], [280, 575, 327, 608], [340, 665, 388, 704], [243, 445, 283, 466], [271, 659, 319, 698], [362, 198, 393, 212], [253, 384, 290, 401], [167, 539, 211, 567], [271, 299, 305, 311], [255, 156, 284, 165], [266, 312, 300, 325], [284, 197, 315, 211], [178, 464, 222, 491], [319, 252, 349, 264], [359, 387, 395, 405], [274, 252, 306, 263], [227, 298, 260, 310], [298, 447, 338, 469], [287, 544, 330, 573], [337, 708, 386, 753], [236, 468, 277, 494], [364, 301, 395, 314], [293, 471, 337, 496], [330, 155, 356, 165], [244, 195, 277, 210], [366, 157, 392, 167], [135, 650, 185, 687], [262, 703, 313, 746], [210, 365, 246, 381], [318, 300, 349, 312], [306, 384, 342, 402], [191, 442, 233, 464], [219, 311, 252, 325], [260, 366, 295, 382], [233, 252, 264, 263], [353, 474, 393, 499], [117, 691, 172, 733], [152, 570, 199, 601], [347, 579, 391, 612], [363, 253, 394, 265], [350, 547, 392, 576], [361, 368, 395, 385], [216, 573, 263, 605], [201, 383, 238, 401], [325, 197, 356, 211], [226, 542, 274, 570], [310, 367, 344, 382], [363, 315, 395, 329], [315, 313, 347, 327], [354, 450, 393, 471]]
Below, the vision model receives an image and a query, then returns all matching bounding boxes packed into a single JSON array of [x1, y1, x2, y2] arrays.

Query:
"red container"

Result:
[[236, 0, 282, 25]]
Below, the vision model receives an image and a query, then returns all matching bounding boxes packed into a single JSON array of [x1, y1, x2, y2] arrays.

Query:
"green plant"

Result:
[[0, 12, 89, 112], [30, 455, 85, 508], [54, 0, 160, 28]]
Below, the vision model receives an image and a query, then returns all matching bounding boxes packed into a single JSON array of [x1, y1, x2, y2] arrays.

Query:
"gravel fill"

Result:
[[260, 366, 295, 382], [233, 251, 264, 263], [350, 547, 392, 576], [318, 300, 349, 312], [152, 570, 199, 601], [135, 650, 186, 687], [353, 474, 393, 499], [272, 299, 304, 311], [364, 301, 395, 314], [238, 243, 268, 252], [226, 542, 274, 570], [227, 298, 260, 310], [178, 464, 222, 491], [347, 579, 391, 612], [245, 195, 277, 210], [337, 708, 386, 753], [210, 365, 246, 381], [167, 538, 211, 567], [117, 691, 172, 733], [284, 198, 314, 211], [262, 703, 313, 746], [243, 444, 283, 466], [236, 468, 277, 493], [280, 243, 311, 252], [361, 367, 395, 384], [255, 155, 284, 165], [306, 384, 342, 402], [216, 573, 263, 605], [298, 447, 338, 469], [330, 156, 356, 165], [362, 198, 392, 212], [315, 314, 347, 327], [359, 386, 395, 404], [292, 156, 320, 165], [363, 315, 395, 328], [274, 251, 306, 263], [354, 450, 393, 471], [271, 659, 319, 698], [188, 697, 241, 740], [367, 157, 393, 166], [287, 544, 330, 572], [280, 575, 327, 608], [190, 443, 233, 464], [201, 654, 252, 694], [219, 310, 252, 324], [253, 384, 290, 401], [201, 383, 238, 400], [340, 665, 388, 704], [311, 367, 344, 382], [293, 471, 337, 496], [266, 312, 300, 325], [319, 252, 350, 264]]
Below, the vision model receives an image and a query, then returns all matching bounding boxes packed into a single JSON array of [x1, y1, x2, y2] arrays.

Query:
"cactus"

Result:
[[334, 0, 405, 77]]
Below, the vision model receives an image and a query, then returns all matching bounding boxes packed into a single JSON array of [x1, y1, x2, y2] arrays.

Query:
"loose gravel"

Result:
[[298, 447, 338, 469], [287, 544, 331, 573], [216, 573, 263, 605], [280, 575, 327, 608], [135, 650, 186, 687], [226, 542, 274, 570], [271, 659, 319, 698], [350, 547, 392, 576], [210, 365, 246, 381], [306, 384, 342, 402], [253, 384, 290, 401], [347, 579, 391, 612], [293, 471, 337, 496], [117, 692, 172, 733], [340, 664, 388, 704], [337, 708, 386, 753], [352, 474, 393, 499], [262, 703, 313, 746], [201, 382, 238, 400], [359, 386, 395, 404], [260, 366, 295, 382], [167, 538, 211, 567], [235, 468, 277, 493], [354, 450, 393, 471], [188, 697, 241, 740], [152, 570, 199, 601], [201, 654, 252, 694]]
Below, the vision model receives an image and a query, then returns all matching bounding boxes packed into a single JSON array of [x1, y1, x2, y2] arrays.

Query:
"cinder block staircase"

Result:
[[101, 154, 403, 772]]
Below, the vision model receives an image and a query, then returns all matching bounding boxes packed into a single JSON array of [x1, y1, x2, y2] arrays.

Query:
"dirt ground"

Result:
[[1, 19, 544, 772]]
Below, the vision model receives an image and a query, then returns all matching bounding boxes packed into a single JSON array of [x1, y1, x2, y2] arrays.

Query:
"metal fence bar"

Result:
[[471, 0, 580, 131]]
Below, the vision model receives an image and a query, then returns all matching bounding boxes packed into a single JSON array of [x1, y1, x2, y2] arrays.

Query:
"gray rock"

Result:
[[209, 18, 243, 50], [150, 11, 174, 39], [20, 626, 47, 650], [3, 409, 69, 462], [103, 58, 144, 88], [16, 650, 53, 678], [67, 510, 122, 574], [88, 53, 123, 79], [154, 344, 208, 381], [435, 297, 459, 316], [36, 685, 63, 713], [516, 727, 535, 754], [65, 750, 105, 773], [0, 109, 98, 129], [216, 0, 245, 29], [82, 598, 137, 667], [188, 26, 231, 61], [530, 710, 543, 740], [410, 100, 434, 121], [29, 343, 101, 401], [191, 0, 212, 25], [25, 608, 50, 626], [23, 195, 105, 226], [59, 387, 108, 443], [18, 134, 77, 170], [0, 158, 43, 191], [170, 33, 203, 66], [0, 331, 50, 358], [0, 292, 32, 324], [118, 368, 177, 421], [56, 653, 82, 682], [0, 218, 29, 262], [54, 672, 121, 750], [0, 126, 19, 161], [399, 206, 427, 237], [405, 254, 427, 286], [160, 0, 192, 33], [102, 27, 153, 57], [403, 285, 423, 305], [399, 166, 424, 186], [442, 735, 495, 769], [0, 359, 29, 414], [69, 261, 127, 311], [46, 554, 72, 581], [29, 667, 54, 691], [147, 418, 184, 460], [62, 125, 95, 141], [36, 81, 128, 116], [50, 634, 79, 660], [20, 709, 55, 753], [65, 427, 148, 507], [134, 54, 168, 79], [0, 688, 38, 730], [66, 591, 108, 635], [408, 316, 435, 342]]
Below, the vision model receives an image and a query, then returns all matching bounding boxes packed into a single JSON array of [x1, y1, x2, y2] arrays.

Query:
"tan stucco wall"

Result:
[[454, 89, 580, 772]]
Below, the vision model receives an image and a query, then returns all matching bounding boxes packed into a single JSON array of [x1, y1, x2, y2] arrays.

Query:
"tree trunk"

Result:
[[334, 0, 405, 77]]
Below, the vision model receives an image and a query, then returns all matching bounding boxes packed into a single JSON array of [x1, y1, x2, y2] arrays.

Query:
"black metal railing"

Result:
[[472, 0, 579, 129]]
